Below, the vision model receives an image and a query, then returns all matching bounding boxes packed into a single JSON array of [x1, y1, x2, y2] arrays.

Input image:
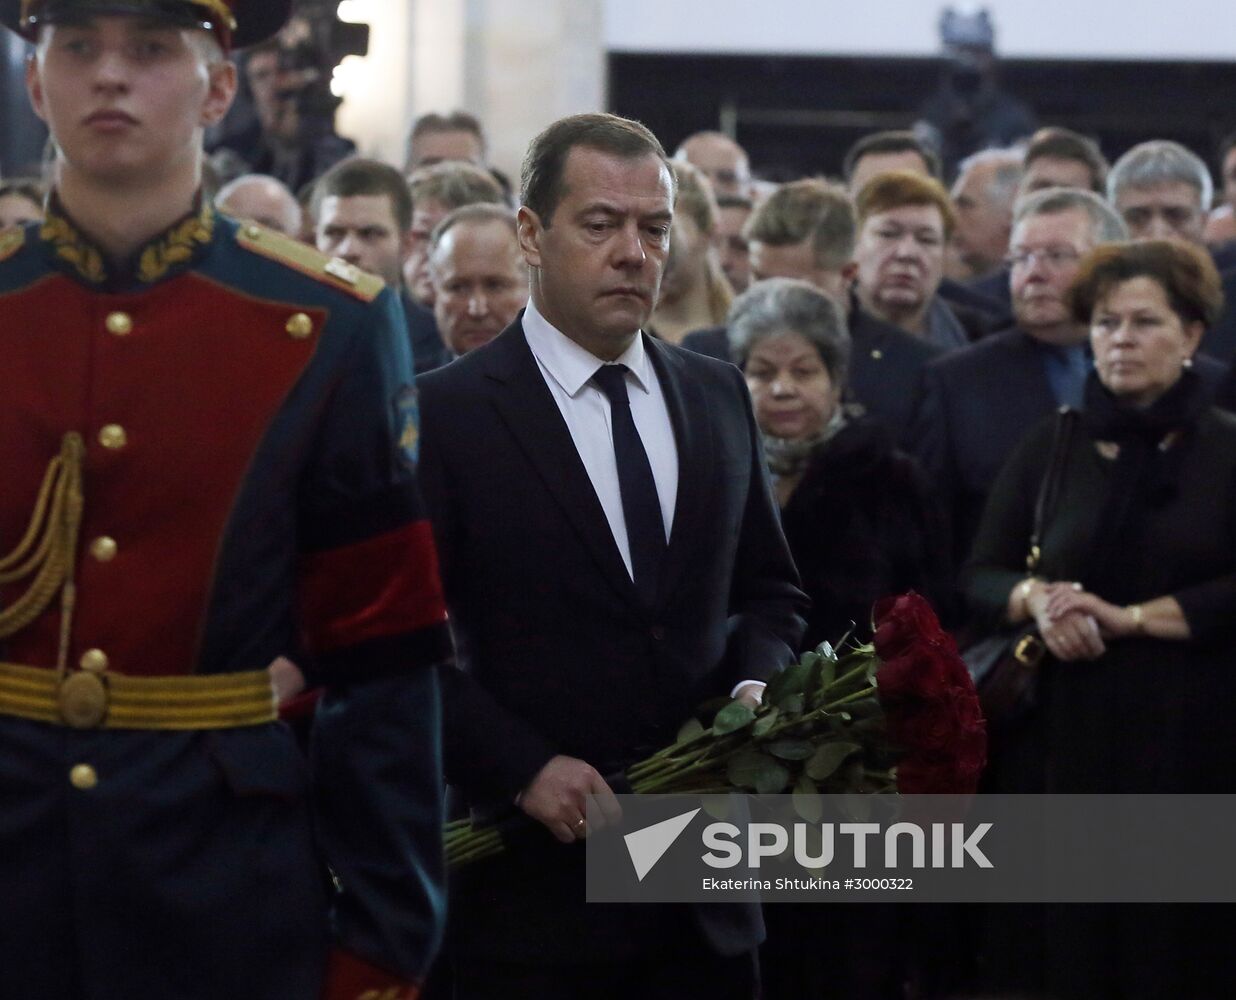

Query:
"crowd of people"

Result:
[[3, 0, 1236, 998]]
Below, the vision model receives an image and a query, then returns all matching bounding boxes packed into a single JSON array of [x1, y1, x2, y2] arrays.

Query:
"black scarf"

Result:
[[1080, 369, 1209, 603]]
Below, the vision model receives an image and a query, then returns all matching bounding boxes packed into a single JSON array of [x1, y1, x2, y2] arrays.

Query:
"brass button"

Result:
[[245, 224, 262, 239], [90, 536, 118, 562], [70, 763, 98, 790], [59, 673, 108, 728], [105, 311, 132, 336], [98, 424, 127, 450], [870, 349, 883, 360], [80, 648, 109, 672], [286, 312, 314, 340]]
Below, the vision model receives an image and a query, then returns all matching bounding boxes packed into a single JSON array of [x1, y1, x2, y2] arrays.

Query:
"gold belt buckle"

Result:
[[58, 671, 109, 728]]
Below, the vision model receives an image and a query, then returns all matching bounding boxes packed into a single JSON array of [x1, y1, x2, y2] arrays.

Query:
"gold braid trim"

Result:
[[41, 213, 105, 285], [0, 662, 276, 730], [0, 433, 84, 643], [137, 201, 214, 284]]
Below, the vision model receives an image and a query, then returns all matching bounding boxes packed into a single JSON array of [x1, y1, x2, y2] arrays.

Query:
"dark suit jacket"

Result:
[[909, 327, 1059, 572], [418, 319, 807, 964], [1199, 269, 1236, 363], [401, 291, 450, 375], [680, 306, 941, 448], [939, 272, 1012, 328]]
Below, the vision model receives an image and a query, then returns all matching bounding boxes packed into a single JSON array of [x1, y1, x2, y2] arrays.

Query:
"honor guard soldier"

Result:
[[0, 2, 451, 998]]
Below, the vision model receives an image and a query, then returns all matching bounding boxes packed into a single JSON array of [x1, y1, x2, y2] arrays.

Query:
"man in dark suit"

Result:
[[418, 113, 807, 1000], [910, 188, 1129, 571], [682, 178, 941, 446]]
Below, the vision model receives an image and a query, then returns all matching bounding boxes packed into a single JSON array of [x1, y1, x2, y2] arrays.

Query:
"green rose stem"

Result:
[[444, 643, 901, 868]]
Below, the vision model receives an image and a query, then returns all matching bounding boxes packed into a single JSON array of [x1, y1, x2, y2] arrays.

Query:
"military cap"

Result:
[[0, 0, 291, 49]]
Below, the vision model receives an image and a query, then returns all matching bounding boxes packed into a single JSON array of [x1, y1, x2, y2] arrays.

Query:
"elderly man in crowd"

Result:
[[853, 170, 987, 349], [683, 178, 941, 444], [1108, 139, 1236, 359], [674, 129, 753, 198], [910, 188, 1128, 569], [947, 147, 1023, 282], [843, 130, 941, 196], [404, 161, 507, 310], [312, 156, 447, 373], [216, 173, 301, 236], [428, 204, 528, 358]]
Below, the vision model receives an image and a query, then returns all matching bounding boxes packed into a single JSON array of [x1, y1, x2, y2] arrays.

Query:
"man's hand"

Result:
[[733, 681, 764, 710], [517, 756, 623, 844], [267, 655, 306, 704]]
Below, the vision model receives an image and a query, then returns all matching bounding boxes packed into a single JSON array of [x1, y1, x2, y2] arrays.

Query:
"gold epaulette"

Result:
[[0, 226, 26, 264], [235, 222, 384, 303]]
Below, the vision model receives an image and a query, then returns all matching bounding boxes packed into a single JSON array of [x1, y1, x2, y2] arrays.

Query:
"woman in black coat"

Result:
[[730, 276, 949, 649], [965, 240, 1236, 998]]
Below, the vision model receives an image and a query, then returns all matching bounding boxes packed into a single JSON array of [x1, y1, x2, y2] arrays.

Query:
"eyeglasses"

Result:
[[1006, 247, 1082, 270]]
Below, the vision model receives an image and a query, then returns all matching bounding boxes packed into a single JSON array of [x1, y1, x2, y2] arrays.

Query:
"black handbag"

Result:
[[964, 407, 1077, 725]]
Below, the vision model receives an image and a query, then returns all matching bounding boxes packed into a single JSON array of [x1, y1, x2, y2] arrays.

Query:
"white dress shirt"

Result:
[[522, 297, 678, 579], [522, 301, 763, 702]]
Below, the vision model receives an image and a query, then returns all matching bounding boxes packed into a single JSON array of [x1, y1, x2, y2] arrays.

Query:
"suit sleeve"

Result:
[[298, 288, 450, 990], [722, 364, 809, 681]]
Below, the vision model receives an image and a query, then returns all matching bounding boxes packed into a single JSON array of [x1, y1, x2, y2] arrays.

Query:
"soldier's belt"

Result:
[[0, 661, 276, 730]]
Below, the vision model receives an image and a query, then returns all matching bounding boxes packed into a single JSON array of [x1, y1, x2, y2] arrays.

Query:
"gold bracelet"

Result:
[[1018, 578, 1037, 616], [1128, 603, 1144, 634]]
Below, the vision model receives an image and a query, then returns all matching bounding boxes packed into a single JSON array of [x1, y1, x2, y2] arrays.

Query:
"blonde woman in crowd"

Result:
[[649, 159, 733, 343]]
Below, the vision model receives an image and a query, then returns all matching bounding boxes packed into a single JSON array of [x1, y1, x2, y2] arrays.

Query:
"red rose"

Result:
[[877, 644, 956, 704], [889, 699, 957, 754], [872, 592, 949, 661]]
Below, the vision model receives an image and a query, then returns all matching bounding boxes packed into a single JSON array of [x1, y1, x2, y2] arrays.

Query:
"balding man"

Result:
[[428, 204, 528, 357], [675, 130, 751, 198], [215, 173, 301, 236], [948, 148, 1022, 281]]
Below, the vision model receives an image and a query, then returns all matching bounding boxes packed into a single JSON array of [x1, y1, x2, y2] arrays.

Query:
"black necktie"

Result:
[[591, 364, 666, 607]]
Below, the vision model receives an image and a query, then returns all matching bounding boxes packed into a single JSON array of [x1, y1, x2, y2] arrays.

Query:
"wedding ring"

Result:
[[574, 818, 586, 832]]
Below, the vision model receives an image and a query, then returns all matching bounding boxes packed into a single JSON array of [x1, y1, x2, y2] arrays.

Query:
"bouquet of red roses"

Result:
[[445, 592, 985, 867]]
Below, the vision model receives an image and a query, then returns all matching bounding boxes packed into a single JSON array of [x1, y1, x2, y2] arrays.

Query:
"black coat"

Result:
[[417, 319, 807, 965], [780, 417, 950, 648]]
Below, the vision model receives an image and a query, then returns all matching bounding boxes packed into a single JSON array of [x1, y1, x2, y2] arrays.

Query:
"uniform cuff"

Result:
[[321, 948, 419, 1000]]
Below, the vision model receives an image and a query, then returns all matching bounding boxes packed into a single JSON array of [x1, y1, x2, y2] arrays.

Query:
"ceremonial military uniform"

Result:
[[0, 197, 449, 996]]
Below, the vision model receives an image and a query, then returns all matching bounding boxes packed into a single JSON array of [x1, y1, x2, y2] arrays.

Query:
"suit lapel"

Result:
[[481, 323, 641, 609], [645, 336, 713, 606]]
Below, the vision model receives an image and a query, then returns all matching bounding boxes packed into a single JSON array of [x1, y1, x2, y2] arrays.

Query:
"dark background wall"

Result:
[[609, 51, 1236, 183]]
